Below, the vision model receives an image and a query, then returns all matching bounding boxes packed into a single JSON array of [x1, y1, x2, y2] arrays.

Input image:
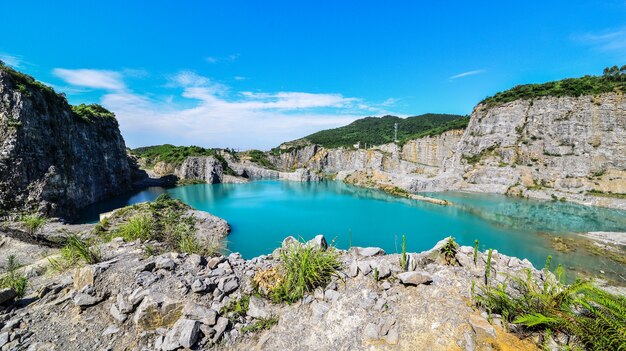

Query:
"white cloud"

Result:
[[449, 69, 485, 80], [53, 68, 125, 90], [574, 27, 626, 53], [205, 54, 239, 64], [234, 76, 247, 81], [90, 70, 396, 149], [0, 53, 21, 68]]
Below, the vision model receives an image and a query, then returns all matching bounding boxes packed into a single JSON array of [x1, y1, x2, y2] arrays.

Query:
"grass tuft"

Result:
[[269, 242, 341, 303], [20, 214, 46, 235]]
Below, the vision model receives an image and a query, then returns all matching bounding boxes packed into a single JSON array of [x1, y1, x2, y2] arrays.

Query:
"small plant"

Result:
[[253, 267, 284, 296], [221, 295, 250, 322], [439, 237, 458, 265], [400, 234, 407, 271], [544, 255, 552, 272], [20, 214, 46, 235], [373, 267, 379, 282], [241, 316, 279, 333], [485, 248, 493, 285], [0, 255, 28, 298], [270, 242, 341, 303], [473, 240, 479, 265]]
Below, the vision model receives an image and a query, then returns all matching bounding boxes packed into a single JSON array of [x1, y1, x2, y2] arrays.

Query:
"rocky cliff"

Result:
[[265, 93, 626, 209], [433, 93, 626, 209], [0, 68, 132, 218]]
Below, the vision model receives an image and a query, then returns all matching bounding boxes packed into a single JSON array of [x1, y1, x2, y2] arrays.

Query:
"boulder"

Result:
[[468, 314, 496, 340], [161, 319, 199, 350], [248, 296, 270, 319], [133, 293, 183, 330], [397, 271, 433, 286], [183, 301, 217, 326], [155, 256, 176, 271], [212, 317, 229, 342], [307, 235, 328, 250], [191, 279, 207, 293], [207, 256, 226, 269], [217, 276, 239, 294], [281, 236, 300, 250], [110, 303, 127, 323], [72, 293, 103, 307]]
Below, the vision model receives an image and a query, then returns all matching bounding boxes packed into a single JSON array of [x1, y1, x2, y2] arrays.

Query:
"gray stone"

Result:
[[0, 332, 8, 348], [0, 289, 16, 305], [385, 327, 399, 345], [348, 260, 359, 277], [155, 256, 176, 270], [73, 293, 103, 307], [185, 254, 206, 268], [161, 319, 199, 350], [307, 235, 328, 250], [247, 296, 270, 319], [373, 260, 391, 279], [311, 301, 330, 320], [191, 279, 207, 293], [102, 325, 119, 336], [207, 256, 225, 269], [134, 261, 155, 273], [128, 288, 149, 306], [352, 247, 385, 257], [281, 236, 300, 250], [324, 290, 341, 302], [217, 276, 239, 294], [212, 317, 229, 342], [381, 281, 392, 290], [136, 271, 158, 286], [116, 293, 134, 314], [468, 314, 496, 340], [397, 271, 433, 286], [183, 302, 217, 326], [357, 261, 372, 276], [110, 303, 127, 323]]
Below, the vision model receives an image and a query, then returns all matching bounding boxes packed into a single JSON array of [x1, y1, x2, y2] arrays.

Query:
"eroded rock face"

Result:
[[0, 69, 132, 218], [175, 156, 224, 184], [439, 93, 626, 209]]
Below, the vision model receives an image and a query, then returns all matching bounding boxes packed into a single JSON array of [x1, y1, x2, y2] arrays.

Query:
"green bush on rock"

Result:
[[269, 241, 341, 303]]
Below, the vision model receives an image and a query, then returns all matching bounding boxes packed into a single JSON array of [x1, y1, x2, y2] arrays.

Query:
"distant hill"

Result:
[[132, 144, 224, 168], [286, 114, 468, 149]]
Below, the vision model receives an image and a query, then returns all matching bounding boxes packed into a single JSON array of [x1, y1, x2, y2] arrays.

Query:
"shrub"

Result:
[[485, 248, 493, 284], [473, 240, 479, 265], [0, 255, 28, 298], [270, 243, 341, 303], [474, 266, 626, 350], [20, 214, 46, 235], [221, 295, 250, 322]]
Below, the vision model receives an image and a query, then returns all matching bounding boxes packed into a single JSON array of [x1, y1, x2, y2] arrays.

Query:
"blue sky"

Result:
[[2, 1, 625, 149]]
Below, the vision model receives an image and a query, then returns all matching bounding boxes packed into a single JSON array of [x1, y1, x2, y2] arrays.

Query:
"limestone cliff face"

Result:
[[401, 129, 463, 167], [440, 93, 626, 209], [175, 156, 224, 184], [0, 69, 132, 218]]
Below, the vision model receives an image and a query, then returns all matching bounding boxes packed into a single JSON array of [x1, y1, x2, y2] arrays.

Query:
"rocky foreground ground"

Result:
[[0, 216, 558, 351]]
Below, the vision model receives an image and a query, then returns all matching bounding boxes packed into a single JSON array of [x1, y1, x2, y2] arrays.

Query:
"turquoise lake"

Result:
[[78, 180, 626, 282]]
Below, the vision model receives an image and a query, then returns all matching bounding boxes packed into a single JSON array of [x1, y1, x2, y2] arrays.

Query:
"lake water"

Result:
[[78, 180, 626, 282]]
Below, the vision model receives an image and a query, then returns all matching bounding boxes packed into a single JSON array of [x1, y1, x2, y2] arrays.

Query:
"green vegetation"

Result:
[[72, 104, 116, 123], [473, 240, 479, 265], [244, 149, 276, 169], [0, 60, 67, 113], [49, 235, 101, 271], [439, 237, 458, 265], [241, 316, 279, 333], [19, 214, 46, 235], [269, 241, 341, 303], [96, 194, 220, 256], [485, 248, 493, 284], [400, 234, 407, 271], [132, 144, 231, 169], [221, 295, 250, 322], [0, 255, 28, 298], [287, 113, 467, 149], [480, 65, 626, 108], [587, 189, 626, 200], [373, 267, 379, 282], [474, 264, 626, 350]]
